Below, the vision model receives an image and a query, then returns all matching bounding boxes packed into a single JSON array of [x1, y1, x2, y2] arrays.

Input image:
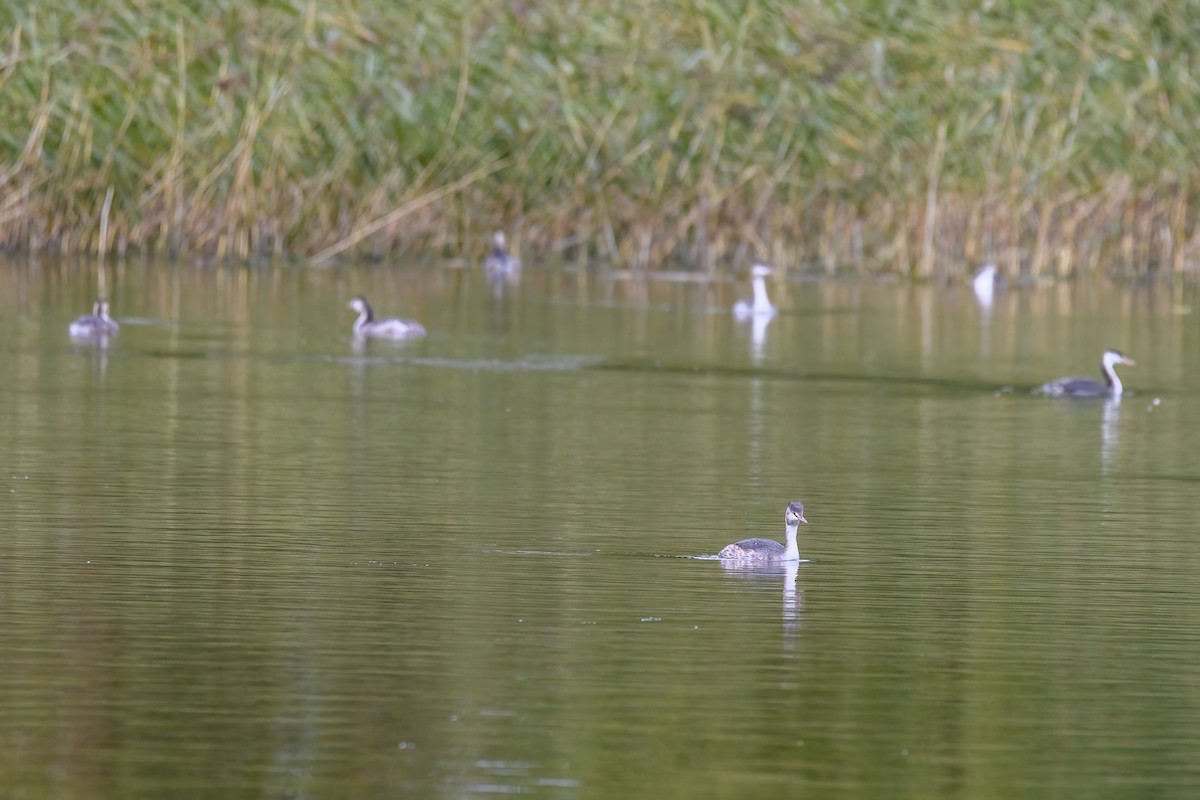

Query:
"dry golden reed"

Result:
[[1, 1, 1196, 276]]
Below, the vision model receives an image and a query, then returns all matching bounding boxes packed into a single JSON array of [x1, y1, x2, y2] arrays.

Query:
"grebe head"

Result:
[[785, 502, 807, 526], [750, 263, 773, 279], [348, 296, 372, 315], [1103, 349, 1136, 370], [492, 230, 507, 250]]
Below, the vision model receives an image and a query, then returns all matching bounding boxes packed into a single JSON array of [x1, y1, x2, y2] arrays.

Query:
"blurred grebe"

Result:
[[1036, 350, 1136, 398], [348, 296, 426, 339], [484, 230, 520, 277], [732, 263, 776, 319], [719, 502, 807, 561], [972, 263, 1004, 306], [69, 298, 119, 337]]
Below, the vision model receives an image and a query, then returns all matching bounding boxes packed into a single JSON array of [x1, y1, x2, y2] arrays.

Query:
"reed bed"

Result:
[[2, 0, 1198, 276]]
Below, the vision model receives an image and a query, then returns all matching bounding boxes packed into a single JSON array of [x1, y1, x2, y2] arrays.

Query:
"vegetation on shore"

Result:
[[2, 0, 1198, 276]]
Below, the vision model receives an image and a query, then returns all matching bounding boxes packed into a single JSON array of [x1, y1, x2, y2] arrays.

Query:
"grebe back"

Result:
[[68, 298, 119, 337], [484, 230, 520, 277], [347, 296, 426, 340]]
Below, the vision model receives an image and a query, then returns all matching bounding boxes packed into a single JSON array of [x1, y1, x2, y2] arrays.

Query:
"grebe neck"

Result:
[[751, 276, 773, 312], [353, 302, 375, 334], [782, 521, 801, 561], [1103, 359, 1122, 396]]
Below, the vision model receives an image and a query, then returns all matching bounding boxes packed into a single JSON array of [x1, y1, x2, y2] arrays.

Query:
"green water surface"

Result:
[[1, 260, 1198, 798]]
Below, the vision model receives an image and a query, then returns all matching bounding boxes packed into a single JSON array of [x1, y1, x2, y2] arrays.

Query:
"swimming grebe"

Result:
[[68, 298, 119, 337], [1036, 350, 1136, 398], [347, 296, 426, 339], [719, 502, 807, 561], [972, 263, 1003, 307], [484, 230, 520, 277], [732, 263, 777, 319]]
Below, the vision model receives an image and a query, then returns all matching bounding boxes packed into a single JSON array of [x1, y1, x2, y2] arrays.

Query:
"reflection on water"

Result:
[[68, 330, 117, 349], [746, 379, 766, 481], [1, 258, 1199, 797], [1101, 395, 1122, 474], [747, 312, 773, 363], [487, 258, 521, 301], [721, 559, 804, 651], [68, 336, 113, 379]]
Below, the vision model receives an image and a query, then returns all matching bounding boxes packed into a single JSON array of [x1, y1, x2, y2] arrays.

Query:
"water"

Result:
[[2, 259, 1199, 798]]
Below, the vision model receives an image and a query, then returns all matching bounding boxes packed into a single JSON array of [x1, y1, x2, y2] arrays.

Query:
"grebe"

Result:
[[1036, 350, 1136, 398], [719, 502, 807, 561], [484, 230, 520, 277], [347, 296, 426, 340], [68, 298, 119, 337], [732, 263, 777, 319], [972, 263, 1003, 307]]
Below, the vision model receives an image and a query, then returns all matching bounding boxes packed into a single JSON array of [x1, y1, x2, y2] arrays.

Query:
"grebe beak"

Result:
[[798, 515, 808, 524], [1121, 357, 1137, 367]]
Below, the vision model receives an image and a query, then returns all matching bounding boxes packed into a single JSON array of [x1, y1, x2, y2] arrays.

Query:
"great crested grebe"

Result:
[[69, 299, 119, 337], [1035, 350, 1136, 398], [347, 296, 426, 340], [719, 502, 807, 562], [972, 263, 1004, 307], [732, 263, 777, 319], [484, 230, 520, 277]]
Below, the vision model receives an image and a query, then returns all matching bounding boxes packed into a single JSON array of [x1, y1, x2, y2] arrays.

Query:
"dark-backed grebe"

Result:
[[484, 231, 520, 277], [348, 296, 426, 340], [719, 502, 807, 561], [69, 298, 119, 337], [732, 263, 777, 319], [1036, 350, 1136, 398]]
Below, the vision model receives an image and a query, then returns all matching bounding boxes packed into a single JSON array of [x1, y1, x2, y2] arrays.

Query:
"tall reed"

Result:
[[2, 0, 1197, 276]]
